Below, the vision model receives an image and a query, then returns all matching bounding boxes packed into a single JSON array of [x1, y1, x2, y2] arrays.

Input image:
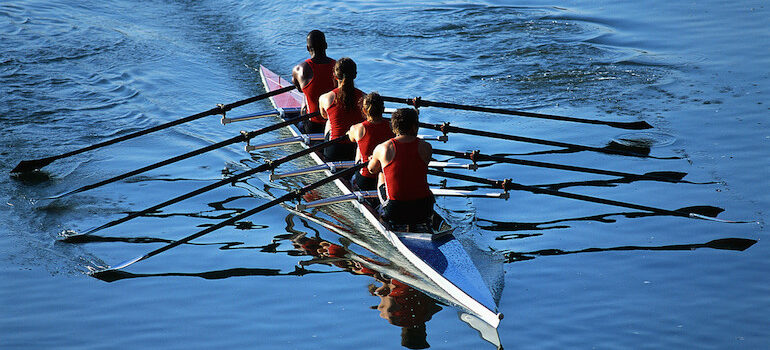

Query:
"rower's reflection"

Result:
[[370, 278, 443, 349], [292, 234, 443, 349]]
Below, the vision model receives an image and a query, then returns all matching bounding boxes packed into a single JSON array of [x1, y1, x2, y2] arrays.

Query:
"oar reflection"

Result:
[[474, 206, 727, 237], [504, 238, 757, 263], [90, 266, 337, 283]]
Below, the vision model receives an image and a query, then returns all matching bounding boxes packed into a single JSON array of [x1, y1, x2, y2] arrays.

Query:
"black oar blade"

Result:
[[89, 268, 135, 283], [704, 238, 757, 251], [610, 120, 654, 130], [644, 171, 688, 182], [11, 157, 54, 174], [603, 141, 651, 157], [677, 205, 725, 218]]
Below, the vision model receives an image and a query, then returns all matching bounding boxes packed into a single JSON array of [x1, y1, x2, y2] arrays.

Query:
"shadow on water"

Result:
[[63, 194, 504, 349], [90, 265, 334, 283], [84, 221, 458, 349], [475, 206, 727, 236], [503, 238, 757, 263]]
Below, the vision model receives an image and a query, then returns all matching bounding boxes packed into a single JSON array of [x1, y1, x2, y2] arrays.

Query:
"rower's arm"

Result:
[[368, 143, 385, 175], [318, 91, 334, 120], [291, 62, 308, 92], [419, 139, 433, 165], [348, 123, 364, 143]]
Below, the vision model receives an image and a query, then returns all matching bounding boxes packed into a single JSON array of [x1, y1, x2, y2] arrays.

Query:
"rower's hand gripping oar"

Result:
[[427, 169, 757, 224], [89, 162, 366, 279], [46, 112, 318, 199], [10, 85, 296, 174], [71, 135, 349, 236], [381, 95, 653, 130]]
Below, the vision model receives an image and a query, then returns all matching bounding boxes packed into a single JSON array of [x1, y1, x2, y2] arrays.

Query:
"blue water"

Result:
[[2, 0, 769, 349]]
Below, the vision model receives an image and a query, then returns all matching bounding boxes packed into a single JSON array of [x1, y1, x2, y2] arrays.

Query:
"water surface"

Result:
[[2, 0, 768, 349]]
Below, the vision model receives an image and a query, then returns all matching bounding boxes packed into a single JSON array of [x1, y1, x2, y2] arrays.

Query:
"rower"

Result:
[[318, 57, 365, 161], [292, 30, 336, 134], [367, 108, 435, 229], [348, 92, 394, 192]]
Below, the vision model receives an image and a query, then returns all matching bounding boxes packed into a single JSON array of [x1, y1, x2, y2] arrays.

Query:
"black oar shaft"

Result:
[[433, 149, 686, 183], [382, 96, 652, 130], [85, 135, 347, 234], [52, 112, 317, 198], [11, 85, 296, 174], [419, 122, 650, 158], [427, 169, 691, 218], [96, 163, 365, 272]]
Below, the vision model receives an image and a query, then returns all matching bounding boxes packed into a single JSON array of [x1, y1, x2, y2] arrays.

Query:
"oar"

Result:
[[433, 149, 708, 184], [10, 86, 296, 174], [89, 163, 366, 278], [73, 135, 348, 236], [418, 121, 676, 159], [381, 96, 653, 130], [47, 112, 317, 199], [427, 169, 754, 223]]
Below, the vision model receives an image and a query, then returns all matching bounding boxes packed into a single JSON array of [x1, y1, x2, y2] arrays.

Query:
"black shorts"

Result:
[[379, 184, 435, 225], [298, 119, 325, 134], [323, 134, 356, 162], [352, 172, 378, 191]]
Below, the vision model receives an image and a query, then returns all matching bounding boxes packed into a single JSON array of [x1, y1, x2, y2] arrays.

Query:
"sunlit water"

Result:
[[2, 0, 768, 349]]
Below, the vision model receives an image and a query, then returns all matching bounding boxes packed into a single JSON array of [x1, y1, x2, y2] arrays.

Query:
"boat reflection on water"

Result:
[[285, 204, 504, 349], [292, 233, 443, 349]]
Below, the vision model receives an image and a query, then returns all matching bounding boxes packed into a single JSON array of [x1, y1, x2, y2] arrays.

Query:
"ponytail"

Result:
[[362, 92, 384, 121], [334, 57, 358, 111]]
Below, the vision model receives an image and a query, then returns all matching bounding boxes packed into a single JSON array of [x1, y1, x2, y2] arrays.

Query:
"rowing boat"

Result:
[[258, 66, 503, 344]]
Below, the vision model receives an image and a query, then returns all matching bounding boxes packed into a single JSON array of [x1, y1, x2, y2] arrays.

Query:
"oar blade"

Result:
[[10, 157, 54, 174], [610, 120, 654, 130], [643, 171, 688, 182], [88, 255, 145, 280], [704, 238, 757, 251], [89, 268, 136, 283], [677, 205, 725, 218], [603, 141, 651, 157]]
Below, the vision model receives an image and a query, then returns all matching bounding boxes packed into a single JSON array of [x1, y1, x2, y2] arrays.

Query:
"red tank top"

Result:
[[302, 58, 336, 123], [383, 138, 431, 201], [327, 87, 364, 142], [357, 120, 395, 178]]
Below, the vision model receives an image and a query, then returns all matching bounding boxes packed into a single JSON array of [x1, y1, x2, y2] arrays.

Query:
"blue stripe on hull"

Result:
[[399, 234, 497, 312]]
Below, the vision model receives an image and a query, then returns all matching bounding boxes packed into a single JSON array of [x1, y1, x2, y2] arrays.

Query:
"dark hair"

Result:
[[306, 30, 327, 51], [362, 92, 384, 121], [390, 108, 419, 136], [334, 57, 358, 111]]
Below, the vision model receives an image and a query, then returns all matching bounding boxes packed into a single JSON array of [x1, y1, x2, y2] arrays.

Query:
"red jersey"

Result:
[[326, 87, 364, 142], [357, 120, 394, 178], [302, 58, 336, 123], [383, 138, 432, 201]]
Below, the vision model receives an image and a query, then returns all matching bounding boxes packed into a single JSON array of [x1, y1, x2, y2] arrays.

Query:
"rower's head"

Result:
[[334, 57, 357, 83], [362, 92, 384, 121], [334, 57, 359, 110], [391, 108, 419, 136], [306, 30, 327, 54]]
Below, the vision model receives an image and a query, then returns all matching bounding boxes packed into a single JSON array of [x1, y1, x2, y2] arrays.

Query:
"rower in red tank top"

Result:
[[348, 92, 395, 192], [325, 87, 364, 139], [292, 30, 336, 134], [367, 108, 435, 226], [382, 138, 432, 201], [319, 57, 365, 161]]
